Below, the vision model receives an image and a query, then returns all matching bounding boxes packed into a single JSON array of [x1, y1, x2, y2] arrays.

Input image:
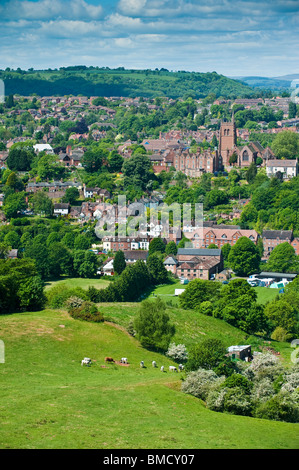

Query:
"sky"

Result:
[[0, 0, 298, 77]]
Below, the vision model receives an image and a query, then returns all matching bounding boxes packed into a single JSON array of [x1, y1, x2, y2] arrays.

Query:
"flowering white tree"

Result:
[[166, 343, 188, 362], [181, 368, 225, 401]]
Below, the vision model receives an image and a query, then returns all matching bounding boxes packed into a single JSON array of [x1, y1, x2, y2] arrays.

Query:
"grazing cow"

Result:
[[160, 366, 164, 372], [169, 366, 178, 372], [140, 361, 144, 368], [152, 360, 157, 368], [121, 357, 128, 364], [81, 358, 91, 366], [105, 357, 114, 363], [179, 364, 184, 371]]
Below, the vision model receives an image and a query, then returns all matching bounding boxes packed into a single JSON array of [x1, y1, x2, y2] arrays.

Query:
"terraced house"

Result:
[[164, 248, 223, 280], [185, 225, 259, 248]]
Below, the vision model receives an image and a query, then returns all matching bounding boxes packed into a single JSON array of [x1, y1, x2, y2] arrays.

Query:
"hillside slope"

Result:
[[0, 309, 298, 449], [1, 67, 255, 99]]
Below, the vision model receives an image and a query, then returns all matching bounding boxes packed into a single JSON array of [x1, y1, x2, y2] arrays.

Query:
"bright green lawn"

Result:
[[44, 277, 110, 291], [144, 281, 280, 306], [0, 309, 298, 449], [254, 286, 280, 304]]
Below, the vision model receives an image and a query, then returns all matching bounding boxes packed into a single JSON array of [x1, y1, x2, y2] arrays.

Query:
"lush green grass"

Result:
[[100, 301, 294, 364], [143, 281, 280, 306], [254, 286, 280, 305], [0, 309, 298, 449], [101, 302, 248, 350], [44, 277, 110, 291]]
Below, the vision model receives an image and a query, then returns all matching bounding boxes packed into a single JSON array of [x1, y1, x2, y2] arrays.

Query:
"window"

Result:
[[242, 150, 249, 162]]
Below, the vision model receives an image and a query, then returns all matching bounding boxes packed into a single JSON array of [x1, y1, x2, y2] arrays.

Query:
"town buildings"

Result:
[[164, 247, 223, 280]]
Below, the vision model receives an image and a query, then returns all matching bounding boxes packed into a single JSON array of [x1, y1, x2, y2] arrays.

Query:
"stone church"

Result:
[[219, 118, 275, 169]]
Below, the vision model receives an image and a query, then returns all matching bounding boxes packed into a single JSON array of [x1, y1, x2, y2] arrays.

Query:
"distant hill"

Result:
[[230, 74, 296, 90], [0, 66, 255, 99], [273, 74, 299, 81]]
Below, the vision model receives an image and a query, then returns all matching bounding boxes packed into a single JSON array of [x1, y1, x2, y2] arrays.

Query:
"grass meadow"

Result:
[[0, 307, 298, 449]]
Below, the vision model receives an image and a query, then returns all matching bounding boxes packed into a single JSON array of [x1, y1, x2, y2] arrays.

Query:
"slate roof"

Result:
[[177, 248, 222, 256], [262, 230, 293, 240]]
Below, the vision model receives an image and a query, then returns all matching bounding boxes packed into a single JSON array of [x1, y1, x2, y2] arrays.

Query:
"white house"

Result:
[[102, 258, 114, 275], [266, 159, 298, 179], [33, 143, 54, 155], [53, 203, 70, 216]]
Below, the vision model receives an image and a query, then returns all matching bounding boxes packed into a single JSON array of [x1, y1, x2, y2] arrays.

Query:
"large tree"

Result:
[[7, 148, 33, 171], [134, 297, 175, 351], [186, 339, 226, 371], [147, 253, 168, 285], [214, 279, 267, 334], [271, 130, 299, 159], [31, 191, 53, 217], [113, 250, 126, 275], [228, 236, 261, 276], [148, 237, 166, 255], [265, 243, 297, 273], [3, 192, 27, 219], [122, 153, 153, 191], [179, 278, 220, 310]]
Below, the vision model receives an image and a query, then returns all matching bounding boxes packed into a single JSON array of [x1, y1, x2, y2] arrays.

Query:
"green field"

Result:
[[0, 308, 298, 449], [143, 280, 280, 306], [44, 277, 110, 291]]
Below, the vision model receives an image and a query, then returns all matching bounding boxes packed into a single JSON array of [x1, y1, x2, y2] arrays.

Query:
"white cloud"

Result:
[[118, 0, 147, 16], [0, 0, 103, 20]]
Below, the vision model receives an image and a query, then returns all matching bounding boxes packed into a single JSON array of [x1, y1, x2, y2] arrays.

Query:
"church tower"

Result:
[[219, 117, 237, 168]]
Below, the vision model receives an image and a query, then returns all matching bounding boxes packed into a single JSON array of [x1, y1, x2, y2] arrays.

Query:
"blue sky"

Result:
[[0, 0, 298, 77]]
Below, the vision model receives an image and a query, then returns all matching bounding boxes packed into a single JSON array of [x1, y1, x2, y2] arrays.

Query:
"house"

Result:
[[291, 238, 299, 256], [7, 249, 18, 259], [164, 248, 223, 280], [186, 226, 258, 249], [227, 345, 252, 361], [266, 159, 298, 179], [163, 256, 178, 274], [216, 269, 230, 282], [33, 143, 54, 154], [83, 185, 111, 199], [123, 250, 148, 263], [102, 258, 114, 276], [262, 230, 294, 259], [102, 236, 151, 252], [53, 203, 70, 216]]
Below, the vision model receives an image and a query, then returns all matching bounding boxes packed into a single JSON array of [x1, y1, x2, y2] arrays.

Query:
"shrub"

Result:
[[186, 339, 226, 371], [222, 387, 253, 416], [245, 353, 284, 382], [65, 296, 85, 311], [281, 372, 299, 393], [271, 326, 293, 342], [254, 392, 299, 423], [46, 284, 88, 309], [166, 343, 188, 362], [69, 301, 104, 322], [206, 388, 227, 412], [198, 301, 213, 316], [86, 286, 102, 303], [126, 319, 136, 337], [181, 368, 225, 401], [221, 373, 253, 395], [251, 378, 275, 404], [134, 297, 175, 351]]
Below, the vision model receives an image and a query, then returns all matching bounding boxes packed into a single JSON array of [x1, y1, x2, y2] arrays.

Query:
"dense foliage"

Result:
[[0, 67, 255, 99]]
